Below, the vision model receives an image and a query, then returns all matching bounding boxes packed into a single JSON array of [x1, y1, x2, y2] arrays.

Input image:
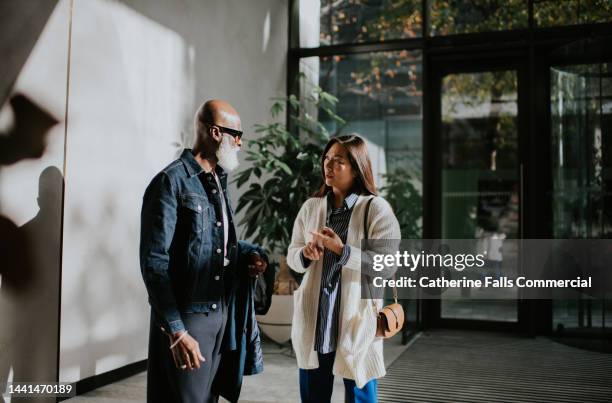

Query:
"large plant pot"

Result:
[[256, 256, 297, 344], [256, 294, 293, 344]]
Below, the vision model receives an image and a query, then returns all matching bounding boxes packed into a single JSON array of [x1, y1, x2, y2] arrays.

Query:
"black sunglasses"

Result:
[[206, 123, 243, 140]]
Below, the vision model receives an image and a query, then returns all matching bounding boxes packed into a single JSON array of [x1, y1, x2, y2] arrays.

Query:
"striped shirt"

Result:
[[301, 192, 358, 353]]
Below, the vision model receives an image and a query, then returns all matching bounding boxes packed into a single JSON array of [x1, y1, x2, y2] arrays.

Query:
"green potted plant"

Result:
[[380, 165, 422, 239], [234, 74, 346, 343]]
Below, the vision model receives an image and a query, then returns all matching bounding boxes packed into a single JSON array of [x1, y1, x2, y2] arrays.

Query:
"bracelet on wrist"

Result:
[[169, 330, 188, 349]]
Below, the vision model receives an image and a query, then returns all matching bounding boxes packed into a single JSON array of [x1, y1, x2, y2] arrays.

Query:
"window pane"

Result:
[[535, 0, 612, 27], [429, 0, 528, 36], [301, 0, 422, 48], [299, 51, 423, 239]]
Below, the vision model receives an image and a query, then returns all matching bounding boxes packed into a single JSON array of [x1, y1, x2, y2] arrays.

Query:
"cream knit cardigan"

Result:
[[287, 194, 401, 388]]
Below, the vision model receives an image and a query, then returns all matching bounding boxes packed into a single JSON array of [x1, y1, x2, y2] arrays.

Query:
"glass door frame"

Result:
[[422, 50, 532, 332]]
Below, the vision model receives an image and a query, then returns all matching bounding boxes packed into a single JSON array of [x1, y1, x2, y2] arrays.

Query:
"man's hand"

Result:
[[310, 227, 344, 256], [247, 253, 267, 278], [170, 331, 205, 371], [302, 241, 323, 261]]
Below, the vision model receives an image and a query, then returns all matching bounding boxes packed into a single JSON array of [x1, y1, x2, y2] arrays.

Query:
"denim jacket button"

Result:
[[197, 205, 202, 211], [216, 248, 222, 254], [212, 189, 217, 194], [214, 275, 220, 280], [216, 221, 222, 227], [212, 304, 217, 309]]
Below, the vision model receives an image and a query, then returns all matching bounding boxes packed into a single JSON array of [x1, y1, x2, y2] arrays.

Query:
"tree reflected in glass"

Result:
[[319, 0, 421, 45], [535, 0, 612, 27], [429, 0, 528, 36]]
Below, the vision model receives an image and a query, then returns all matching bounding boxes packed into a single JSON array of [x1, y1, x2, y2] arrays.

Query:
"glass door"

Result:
[[428, 58, 526, 328], [550, 60, 612, 345]]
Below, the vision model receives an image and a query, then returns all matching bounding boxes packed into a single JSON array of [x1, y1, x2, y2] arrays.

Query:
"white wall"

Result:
[[0, 0, 69, 395], [59, 0, 288, 382], [0, 0, 59, 105]]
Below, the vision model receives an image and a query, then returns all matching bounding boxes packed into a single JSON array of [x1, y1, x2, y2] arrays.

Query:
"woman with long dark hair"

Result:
[[287, 134, 401, 403]]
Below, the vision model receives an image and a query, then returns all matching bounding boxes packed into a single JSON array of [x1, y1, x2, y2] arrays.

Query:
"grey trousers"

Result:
[[147, 304, 228, 403]]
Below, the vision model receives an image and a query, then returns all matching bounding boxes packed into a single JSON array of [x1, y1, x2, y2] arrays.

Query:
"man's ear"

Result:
[[208, 125, 222, 143]]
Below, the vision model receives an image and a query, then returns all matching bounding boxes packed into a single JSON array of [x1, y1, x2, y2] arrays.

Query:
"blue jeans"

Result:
[[299, 351, 378, 403]]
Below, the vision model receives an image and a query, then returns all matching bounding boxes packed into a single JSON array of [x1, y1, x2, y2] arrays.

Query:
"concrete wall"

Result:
[[0, 0, 59, 105], [0, 0, 70, 395], [0, 0, 287, 385]]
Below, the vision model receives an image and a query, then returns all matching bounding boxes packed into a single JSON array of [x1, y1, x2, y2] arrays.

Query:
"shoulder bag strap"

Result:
[[363, 196, 398, 304], [363, 196, 374, 240]]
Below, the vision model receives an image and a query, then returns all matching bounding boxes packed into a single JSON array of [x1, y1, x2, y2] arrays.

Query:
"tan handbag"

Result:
[[376, 300, 404, 338], [363, 197, 405, 339]]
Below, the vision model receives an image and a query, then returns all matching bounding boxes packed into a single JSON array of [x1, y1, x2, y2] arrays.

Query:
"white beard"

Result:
[[216, 134, 240, 171]]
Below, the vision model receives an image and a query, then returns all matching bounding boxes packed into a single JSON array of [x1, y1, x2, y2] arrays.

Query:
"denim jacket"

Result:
[[140, 149, 259, 333]]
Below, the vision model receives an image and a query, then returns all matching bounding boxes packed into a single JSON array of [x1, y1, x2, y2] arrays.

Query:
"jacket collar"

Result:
[[180, 148, 227, 180], [180, 149, 203, 177]]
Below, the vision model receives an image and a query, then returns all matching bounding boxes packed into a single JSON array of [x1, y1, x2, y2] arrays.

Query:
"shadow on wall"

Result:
[[0, 0, 59, 106], [0, 94, 60, 403], [0, 95, 57, 165]]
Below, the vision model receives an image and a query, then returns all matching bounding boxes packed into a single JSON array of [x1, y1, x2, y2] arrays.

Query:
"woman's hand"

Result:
[[310, 227, 344, 256], [302, 241, 323, 261]]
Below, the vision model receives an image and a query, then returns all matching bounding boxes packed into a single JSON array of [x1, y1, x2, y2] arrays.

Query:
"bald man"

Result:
[[140, 100, 269, 402]]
